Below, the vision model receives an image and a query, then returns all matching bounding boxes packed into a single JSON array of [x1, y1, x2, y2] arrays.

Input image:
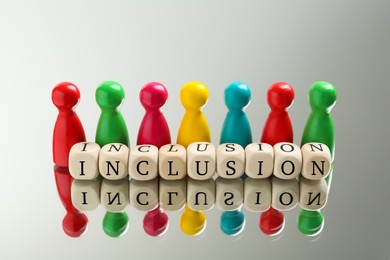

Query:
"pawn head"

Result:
[[220, 210, 245, 236], [180, 205, 206, 236], [180, 82, 209, 110], [140, 82, 168, 110], [225, 82, 251, 110], [309, 81, 337, 112], [298, 209, 324, 236], [62, 212, 88, 238], [259, 207, 285, 236], [102, 212, 129, 238], [96, 81, 125, 110], [267, 82, 294, 110], [143, 206, 169, 237], [52, 82, 81, 110]]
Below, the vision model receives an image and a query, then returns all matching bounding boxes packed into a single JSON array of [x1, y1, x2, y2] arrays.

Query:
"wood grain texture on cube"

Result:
[[159, 144, 187, 180], [273, 142, 302, 179], [301, 142, 331, 180], [216, 143, 245, 179], [128, 145, 158, 181], [69, 142, 100, 180], [99, 143, 129, 180], [71, 179, 101, 211], [187, 178, 215, 211], [245, 143, 274, 179], [187, 142, 216, 180], [244, 178, 271, 212], [299, 178, 328, 211], [129, 179, 158, 211], [100, 178, 129, 212]]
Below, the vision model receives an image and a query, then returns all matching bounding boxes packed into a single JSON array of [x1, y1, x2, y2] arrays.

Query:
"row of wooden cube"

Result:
[[71, 176, 328, 213], [69, 141, 331, 181]]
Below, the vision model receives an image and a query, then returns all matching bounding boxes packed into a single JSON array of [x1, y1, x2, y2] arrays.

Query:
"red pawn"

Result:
[[137, 82, 171, 147], [137, 82, 170, 237], [54, 165, 88, 238], [52, 82, 86, 167], [260, 82, 294, 236]]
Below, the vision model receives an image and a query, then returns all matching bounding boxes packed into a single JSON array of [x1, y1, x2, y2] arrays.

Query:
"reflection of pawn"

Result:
[[52, 82, 86, 167], [54, 165, 88, 237], [95, 81, 130, 238], [260, 82, 294, 236], [137, 82, 170, 237], [298, 81, 337, 236], [96, 81, 129, 146], [220, 82, 252, 236], [177, 82, 210, 236]]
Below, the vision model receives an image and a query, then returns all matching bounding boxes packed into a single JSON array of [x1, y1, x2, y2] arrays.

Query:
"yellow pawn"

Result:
[[177, 81, 210, 236], [177, 82, 211, 148]]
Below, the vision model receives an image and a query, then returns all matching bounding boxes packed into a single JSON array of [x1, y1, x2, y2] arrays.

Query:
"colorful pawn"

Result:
[[298, 81, 337, 236], [220, 82, 252, 236], [137, 82, 170, 237], [52, 82, 86, 167], [54, 165, 88, 237], [177, 82, 210, 236], [260, 82, 295, 236], [95, 81, 130, 238]]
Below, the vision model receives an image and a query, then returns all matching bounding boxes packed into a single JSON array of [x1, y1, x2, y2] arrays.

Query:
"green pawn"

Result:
[[95, 81, 130, 238], [298, 81, 337, 236], [96, 81, 129, 147]]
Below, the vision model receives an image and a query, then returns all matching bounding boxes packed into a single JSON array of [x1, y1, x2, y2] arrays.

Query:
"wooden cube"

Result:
[[159, 144, 187, 180], [99, 143, 129, 180], [187, 178, 215, 211], [216, 143, 245, 179], [301, 143, 331, 180], [159, 179, 186, 211], [245, 143, 274, 179], [273, 142, 302, 179], [244, 178, 271, 212], [215, 177, 243, 211], [71, 179, 100, 211], [128, 145, 158, 181], [299, 178, 328, 211], [100, 178, 129, 212], [187, 142, 216, 180], [272, 177, 299, 211], [69, 142, 100, 180], [129, 179, 158, 211]]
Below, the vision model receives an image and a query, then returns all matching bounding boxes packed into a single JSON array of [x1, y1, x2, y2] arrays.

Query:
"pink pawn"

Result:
[[52, 82, 86, 167], [137, 82, 171, 148]]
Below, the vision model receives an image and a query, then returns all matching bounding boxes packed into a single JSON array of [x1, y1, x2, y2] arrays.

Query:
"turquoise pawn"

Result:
[[298, 81, 337, 236], [220, 82, 252, 236]]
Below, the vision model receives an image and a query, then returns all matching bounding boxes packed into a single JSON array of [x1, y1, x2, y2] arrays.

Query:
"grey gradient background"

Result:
[[0, 0, 389, 259]]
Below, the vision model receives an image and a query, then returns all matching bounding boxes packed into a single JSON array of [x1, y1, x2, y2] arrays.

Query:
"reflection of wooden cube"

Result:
[[69, 142, 100, 180], [216, 143, 245, 179], [272, 177, 299, 211], [129, 179, 158, 211], [215, 177, 243, 211], [100, 178, 129, 212], [159, 144, 187, 180], [301, 143, 331, 180], [244, 178, 271, 212], [99, 143, 129, 180], [273, 142, 302, 179], [299, 178, 328, 211], [159, 179, 186, 211], [245, 143, 274, 179], [71, 179, 100, 211], [128, 145, 158, 181], [187, 142, 216, 180], [187, 178, 215, 211]]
